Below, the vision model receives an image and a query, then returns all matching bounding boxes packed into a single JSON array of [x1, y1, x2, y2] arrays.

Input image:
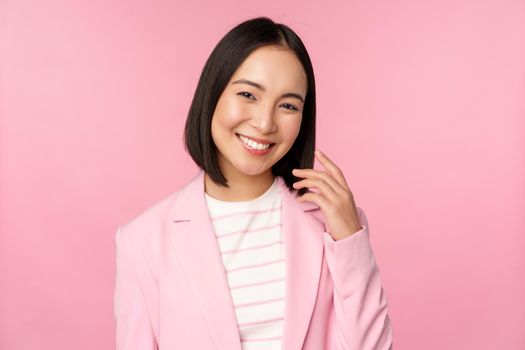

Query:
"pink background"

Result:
[[1, 0, 524, 349]]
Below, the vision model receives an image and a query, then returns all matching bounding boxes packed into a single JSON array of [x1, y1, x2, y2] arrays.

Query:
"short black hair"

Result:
[[183, 16, 316, 197]]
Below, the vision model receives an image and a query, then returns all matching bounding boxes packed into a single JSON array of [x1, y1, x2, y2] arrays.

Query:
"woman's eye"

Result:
[[281, 103, 298, 111], [237, 92, 298, 111], [237, 91, 255, 100]]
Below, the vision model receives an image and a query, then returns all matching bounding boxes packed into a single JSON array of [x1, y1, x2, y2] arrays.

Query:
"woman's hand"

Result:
[[292, 149, 362, 241]]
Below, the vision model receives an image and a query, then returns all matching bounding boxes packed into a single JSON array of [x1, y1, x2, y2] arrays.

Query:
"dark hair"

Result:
[[183, 16, 316, 197]]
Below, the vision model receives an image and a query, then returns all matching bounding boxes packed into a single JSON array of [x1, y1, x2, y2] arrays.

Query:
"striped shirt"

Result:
[[204, 176, 284, 350]]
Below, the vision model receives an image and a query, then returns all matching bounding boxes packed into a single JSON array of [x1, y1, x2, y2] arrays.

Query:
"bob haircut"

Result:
[[183, 16, 316, 197]]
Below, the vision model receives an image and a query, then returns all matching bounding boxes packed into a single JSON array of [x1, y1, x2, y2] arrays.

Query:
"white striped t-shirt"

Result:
[[204, 176, 284, 350]]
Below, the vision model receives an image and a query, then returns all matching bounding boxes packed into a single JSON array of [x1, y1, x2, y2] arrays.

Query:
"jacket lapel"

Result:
[[165, 169, 324, 350], [278, 175, 324, 350]]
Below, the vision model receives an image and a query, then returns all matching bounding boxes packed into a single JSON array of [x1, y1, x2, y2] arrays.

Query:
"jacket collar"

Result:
[[165, 169, 324, 349]]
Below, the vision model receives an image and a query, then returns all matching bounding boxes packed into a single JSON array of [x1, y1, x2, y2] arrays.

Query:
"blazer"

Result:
[[114, 169, 393, 350]]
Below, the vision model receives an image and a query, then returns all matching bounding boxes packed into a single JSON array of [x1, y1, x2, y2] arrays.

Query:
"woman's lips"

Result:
[[235, 133, 275, 145], [236, 133, 275, 155]]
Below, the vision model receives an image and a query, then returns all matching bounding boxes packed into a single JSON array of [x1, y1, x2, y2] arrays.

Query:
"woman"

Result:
[[114, 16, 393, 350]]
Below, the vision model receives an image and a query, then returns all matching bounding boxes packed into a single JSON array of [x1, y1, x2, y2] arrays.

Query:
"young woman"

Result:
[[114, 17, 393, 350]]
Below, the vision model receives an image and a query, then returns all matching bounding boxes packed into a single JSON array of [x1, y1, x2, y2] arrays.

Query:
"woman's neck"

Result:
[[204, 171, 275, 202]]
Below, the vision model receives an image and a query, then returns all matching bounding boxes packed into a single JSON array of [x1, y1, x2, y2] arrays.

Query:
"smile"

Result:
[[236, 134, 275, 150]]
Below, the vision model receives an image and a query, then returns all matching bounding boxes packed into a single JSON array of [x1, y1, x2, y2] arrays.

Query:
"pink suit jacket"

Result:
[[114, 169, 393, 349]]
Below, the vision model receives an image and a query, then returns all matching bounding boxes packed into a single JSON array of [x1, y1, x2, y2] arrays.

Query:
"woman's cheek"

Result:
[[281, 117, 302, 141], [225, 100, 250, 124]]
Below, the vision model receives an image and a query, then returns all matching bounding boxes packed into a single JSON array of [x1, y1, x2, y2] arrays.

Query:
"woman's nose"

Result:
[[252, 105, 277, 133]]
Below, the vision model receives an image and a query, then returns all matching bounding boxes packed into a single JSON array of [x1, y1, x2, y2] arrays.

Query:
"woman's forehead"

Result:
[[230, 48, 307, 92]]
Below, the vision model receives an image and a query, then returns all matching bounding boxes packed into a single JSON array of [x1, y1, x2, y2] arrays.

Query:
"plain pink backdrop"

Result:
[[1, 0, 524, 349]]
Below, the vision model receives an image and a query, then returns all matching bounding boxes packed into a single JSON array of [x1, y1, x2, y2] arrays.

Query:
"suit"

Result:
[[114, 169, 393, 349]]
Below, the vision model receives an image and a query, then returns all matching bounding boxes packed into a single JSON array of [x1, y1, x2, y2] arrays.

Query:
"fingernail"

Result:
[[315, 149, 322, 156]]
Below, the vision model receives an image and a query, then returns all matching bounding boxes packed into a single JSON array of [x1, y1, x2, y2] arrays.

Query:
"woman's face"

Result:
[[211, 45, 308, 180]]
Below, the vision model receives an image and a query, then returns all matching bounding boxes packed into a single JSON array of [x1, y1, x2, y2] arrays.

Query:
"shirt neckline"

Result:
[[204, 176, 280, 207]]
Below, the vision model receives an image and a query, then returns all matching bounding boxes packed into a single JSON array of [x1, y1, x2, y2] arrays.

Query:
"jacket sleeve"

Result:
[[114, 226, 158, 350], [322, 208, 394, 350]]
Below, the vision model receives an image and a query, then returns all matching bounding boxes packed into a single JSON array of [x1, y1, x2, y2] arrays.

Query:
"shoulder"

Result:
[[116, 169, 205, 245], [115, 188, 182, 254], [122, 192, 175, 231]]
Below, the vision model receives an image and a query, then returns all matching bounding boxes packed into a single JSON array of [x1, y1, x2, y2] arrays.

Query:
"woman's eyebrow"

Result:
[[231, 79, 305, 103]]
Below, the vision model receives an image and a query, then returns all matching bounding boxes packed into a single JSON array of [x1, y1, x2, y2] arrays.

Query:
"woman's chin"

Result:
[[233, 164, 272, 177]]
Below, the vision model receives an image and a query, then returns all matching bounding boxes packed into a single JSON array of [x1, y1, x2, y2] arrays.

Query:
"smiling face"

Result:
[[210, 44, 308, 183]]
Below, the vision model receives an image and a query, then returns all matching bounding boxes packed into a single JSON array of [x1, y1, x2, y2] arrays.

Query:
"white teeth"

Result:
[[239, 135, 271, 150]]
